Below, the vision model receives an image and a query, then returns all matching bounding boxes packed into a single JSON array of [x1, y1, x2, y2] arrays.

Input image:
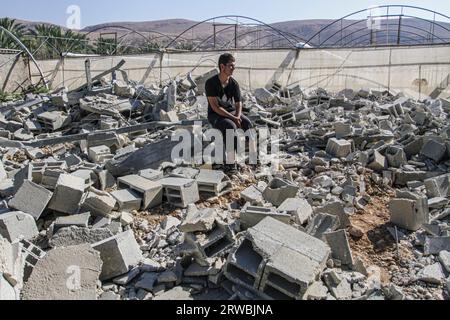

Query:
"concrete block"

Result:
[[0, 211, 38, 243], [36, 111, 68, 130], [334, 122, 352, 139], [424, 174, 450, 198], [421, 139, 446, 162], [324, 230, 354, 267], [48, 174, 85, 214], [120, 212, 134, 226], [92, 230, 143, 281], [97, 170, 116, 191], [53, 212, 91, 233], [259, 246, 323, 299], [326, 138, 352, 158], [159, 177, 199, 208], [21, 244, 102, 300], [185, 221, 234, 264], [72, 169, 96, 190], [278, 198, 313, 225], [88, 145, 112, 163], [179, 207, 217, 233], [117, 175, 163, 209], [306, 212, 340, 240], [389, 192, 429, 231], [385, 146, 407, 168], [315, 201, 350, 229], [366, 150, 386, 171], [8, 180, 53, 220], [49, 226, 113, 247], [240, 204, 290, 229], [225, 217, 330, 299], [262, 178, 299, 206], [424, 237, 450, 255], [135, 272, 158, 292], [111, 189, 142, 212], [196, 169, 232, 198], [241, 185, 265, 205], [81, 188, 116, 217]]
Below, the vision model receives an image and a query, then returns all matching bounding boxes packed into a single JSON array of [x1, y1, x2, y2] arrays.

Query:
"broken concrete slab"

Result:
[[241, 184, 265, 205], [424, 237, 450, 255], [439, 251, 450, 273], [277, 198, 313, 225], [81, 188, 117, 217], [315, 201, 350, 229], [424, 174, 450, 198], [179, 207, 217, 233], [420, 138, 446, 162], [306, 212, 340, 240], [49, 226, 113, 248], [21, 244, 102, 300], [92, 229, 143, 281], [52, 212, 91, 233], [0, 211, 38, 243], [324, 230, 354, 267], [418, 263, 445, 284], [8, 180, 53, 220]]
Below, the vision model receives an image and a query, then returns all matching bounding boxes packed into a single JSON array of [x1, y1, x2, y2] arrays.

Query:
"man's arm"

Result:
[[235, 101, 242, 118], [207, 97, 241, 126]]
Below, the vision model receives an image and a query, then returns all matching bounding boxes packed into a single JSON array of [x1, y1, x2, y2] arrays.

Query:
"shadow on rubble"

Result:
[[366, 222, 397, 253]]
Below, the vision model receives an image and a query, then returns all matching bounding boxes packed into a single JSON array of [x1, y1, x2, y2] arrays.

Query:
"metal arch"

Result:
[[330, 23, 448, 47], [191, 23, 304, 51], [221, 27, 305, 50], [65, 25, 179, 53], [239, 31, 298, 49], [0, 26, 48, 89], [306, 5, 450, 47], [342, 30, 431, 48], [165, 15, 302, 49]]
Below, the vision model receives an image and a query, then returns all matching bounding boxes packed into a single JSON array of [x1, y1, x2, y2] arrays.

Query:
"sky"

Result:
[[2, 0, 450, 28]]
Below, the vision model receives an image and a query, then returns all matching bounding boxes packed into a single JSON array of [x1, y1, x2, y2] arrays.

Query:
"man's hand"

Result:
[[232, 115, 242, 128]]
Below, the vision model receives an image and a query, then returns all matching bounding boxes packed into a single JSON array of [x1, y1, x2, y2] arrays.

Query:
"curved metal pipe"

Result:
[[0, 26, 48, 89]]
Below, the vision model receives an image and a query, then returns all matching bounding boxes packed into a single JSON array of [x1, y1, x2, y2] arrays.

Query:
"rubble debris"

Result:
[[1, 75, 450, 301]]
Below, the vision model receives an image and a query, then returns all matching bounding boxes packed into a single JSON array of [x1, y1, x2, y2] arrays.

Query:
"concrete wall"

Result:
[[0, 51, 31, 93], [30, 44, 450, 99]]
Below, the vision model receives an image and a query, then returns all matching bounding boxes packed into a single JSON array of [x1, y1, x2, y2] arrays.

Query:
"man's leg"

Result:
[[213, 117, 237, 165]]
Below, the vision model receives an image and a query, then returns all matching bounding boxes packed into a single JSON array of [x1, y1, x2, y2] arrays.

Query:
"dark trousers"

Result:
[[208, 112, 254, 156]]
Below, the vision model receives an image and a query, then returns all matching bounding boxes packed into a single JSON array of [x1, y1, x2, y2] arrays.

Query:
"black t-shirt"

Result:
[[205, 74, 241, 117]]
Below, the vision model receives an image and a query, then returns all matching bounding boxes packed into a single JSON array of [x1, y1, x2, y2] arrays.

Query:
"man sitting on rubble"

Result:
[[205, 53, 253, 171]]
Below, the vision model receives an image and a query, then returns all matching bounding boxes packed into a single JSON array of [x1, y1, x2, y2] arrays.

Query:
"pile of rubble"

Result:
[[1, 63, 450, 300]]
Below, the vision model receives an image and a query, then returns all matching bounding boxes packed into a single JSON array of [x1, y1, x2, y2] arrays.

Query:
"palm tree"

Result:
[[0, 18, 26, 49], [28, 24, 90, 59]]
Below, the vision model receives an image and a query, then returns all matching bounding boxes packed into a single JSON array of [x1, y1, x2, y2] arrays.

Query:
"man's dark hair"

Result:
[[218, 53, 235, 69]]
